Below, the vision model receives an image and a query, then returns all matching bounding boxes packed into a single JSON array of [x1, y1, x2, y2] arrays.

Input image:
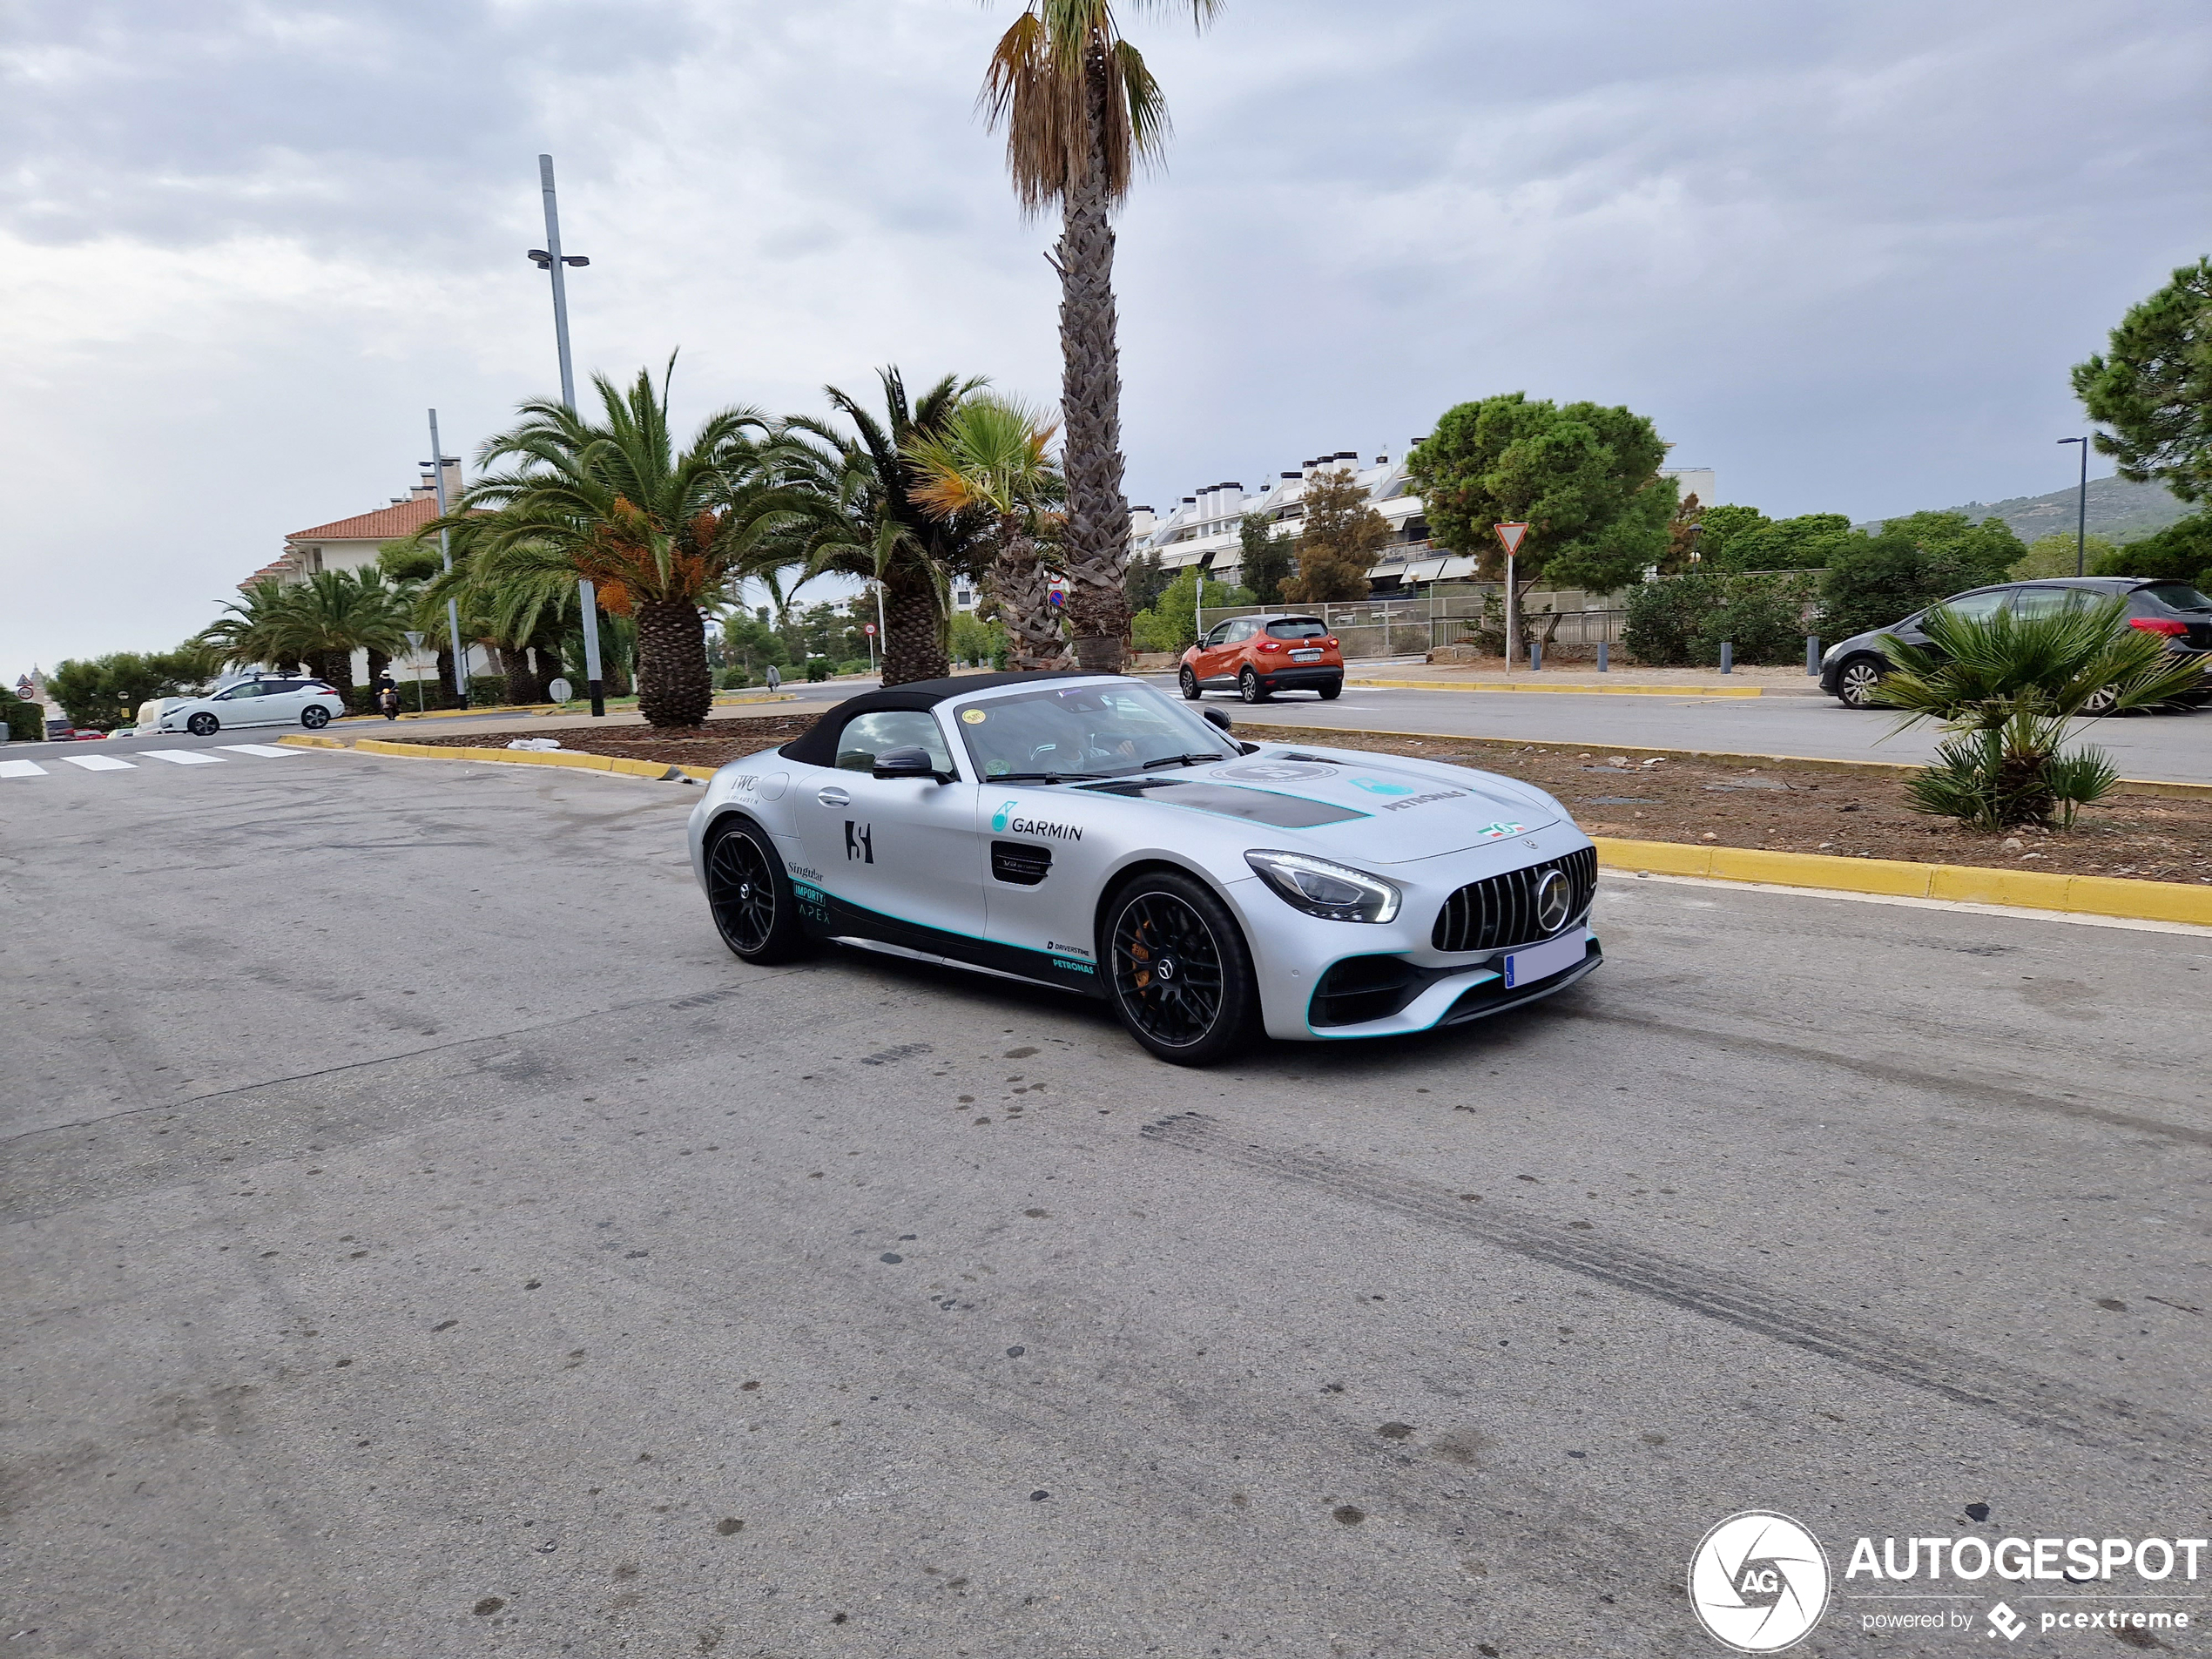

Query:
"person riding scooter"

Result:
[[374, 670, 401, 721]]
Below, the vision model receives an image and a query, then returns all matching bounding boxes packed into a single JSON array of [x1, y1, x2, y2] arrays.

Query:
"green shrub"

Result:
[[1706, 573, 1819, 664], [1819, 517, 2020, 640], [3, 698, 44, 742], [718, 667, 752, 690], [1623, 574, 1721, 664], [805, 659, 831, 683], [469, 675, 509, 707]]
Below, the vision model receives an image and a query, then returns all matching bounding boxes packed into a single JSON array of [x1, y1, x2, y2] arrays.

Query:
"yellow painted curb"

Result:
[[1594, 837, 2212, 926], [279, 733, 348, 750], [1348, 677, 1770, 698], [1240, 718, 2212, 802]]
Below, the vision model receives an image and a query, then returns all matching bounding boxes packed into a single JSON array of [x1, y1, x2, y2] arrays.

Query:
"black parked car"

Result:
[[1818, 577, 2212, 711]]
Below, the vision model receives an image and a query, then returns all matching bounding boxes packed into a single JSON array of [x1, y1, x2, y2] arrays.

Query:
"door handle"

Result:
[[816, 786, 851, 808]]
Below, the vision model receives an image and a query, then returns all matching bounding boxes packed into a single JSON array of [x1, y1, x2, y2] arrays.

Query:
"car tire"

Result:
[[1179, 666, 1201, 700], [301, 705, 330, 730], [704, 818, 810, 964], [1317, 679, 1342, 700], [1100, 868, 1259, 1067], [2082, 684, 2120, 717], [186, 712, 219, 736], [1835, 656, 1885, 709], [1238, 666, 1269, 704]]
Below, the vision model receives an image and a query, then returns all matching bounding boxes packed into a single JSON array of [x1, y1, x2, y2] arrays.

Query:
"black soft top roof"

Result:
[[777, 671, 1099, 767]]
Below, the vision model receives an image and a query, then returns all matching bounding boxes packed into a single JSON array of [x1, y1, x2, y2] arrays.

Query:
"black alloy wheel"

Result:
[[186, 712, 219, 736], [1836, 657, 1884, 709], [705, 820, 807, 963], [1238, 666, 1269, 704], [1103, 871, 1258, 1065], [1318, 679, 1342, 700], [301, 705, 330, 729], [1180, 665, 1202, 700]]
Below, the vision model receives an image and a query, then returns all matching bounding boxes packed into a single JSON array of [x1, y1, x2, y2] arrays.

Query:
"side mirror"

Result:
[[872, 745, 941, 780], [1203, 708, 1233, 733]]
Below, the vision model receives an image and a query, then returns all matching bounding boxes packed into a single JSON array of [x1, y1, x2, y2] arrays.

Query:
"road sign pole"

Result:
[[1494, 523, 1530, 672]]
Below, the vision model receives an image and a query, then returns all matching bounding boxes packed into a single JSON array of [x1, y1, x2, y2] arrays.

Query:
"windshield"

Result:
[[955, 681, 1238, 781], [1265, 617, 1328, 640], [2140, 583, 2212, 613]]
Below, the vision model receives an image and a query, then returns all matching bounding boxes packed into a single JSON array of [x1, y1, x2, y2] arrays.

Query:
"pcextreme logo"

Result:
[[1689, 1512, 1831, 1652], [992, 801, 1082, 840]]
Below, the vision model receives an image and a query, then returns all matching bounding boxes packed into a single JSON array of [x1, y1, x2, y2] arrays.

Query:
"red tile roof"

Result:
[[287, 495, 441, 543]]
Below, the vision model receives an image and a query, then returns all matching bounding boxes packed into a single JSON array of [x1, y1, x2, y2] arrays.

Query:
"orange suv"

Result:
[[1179, 613, 1345, 703]]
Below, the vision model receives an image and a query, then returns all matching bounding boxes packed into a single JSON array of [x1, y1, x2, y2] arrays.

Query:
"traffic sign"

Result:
[[862, 623, 877, 637], [1494, 523, 1529, 554], [1048, 590, 1064, 607]]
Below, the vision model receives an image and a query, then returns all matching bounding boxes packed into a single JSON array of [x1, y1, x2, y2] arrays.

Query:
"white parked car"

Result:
[[146, 677, 347, 737]]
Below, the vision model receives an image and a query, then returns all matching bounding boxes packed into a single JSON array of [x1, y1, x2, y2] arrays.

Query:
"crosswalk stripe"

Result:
[[0, 759, 48, 779], [60, 754, 137, 771], [217, 743, 306, 758], [138, 749, 226, 765]]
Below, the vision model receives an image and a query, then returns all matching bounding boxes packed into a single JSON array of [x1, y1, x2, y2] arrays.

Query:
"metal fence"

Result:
[[1197, 590, 1628, 659]]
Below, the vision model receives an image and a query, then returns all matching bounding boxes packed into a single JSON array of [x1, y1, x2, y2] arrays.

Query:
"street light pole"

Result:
[[534, 153, 606, 718], [426, 410, 469, 702], [2058, 436, 2089, 577]]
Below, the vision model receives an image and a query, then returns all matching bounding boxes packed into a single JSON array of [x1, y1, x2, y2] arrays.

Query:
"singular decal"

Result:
[[961, 708, 988, 725], [844, 821, 873, 863], [1479, 821, 1529, 839], [991, 801, 1082, 840], [788, 864, 825, 883], [1349, 776, 1415, 796], [1376, 789, 1468, 813]]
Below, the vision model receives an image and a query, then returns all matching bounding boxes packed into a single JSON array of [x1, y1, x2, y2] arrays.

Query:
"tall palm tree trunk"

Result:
[[994, 513, 1068, 671], [505, 644, 543, 706], [1055, 51, 1134, 674], [635, 599, 713, 726], [882, 569, 950, 686]]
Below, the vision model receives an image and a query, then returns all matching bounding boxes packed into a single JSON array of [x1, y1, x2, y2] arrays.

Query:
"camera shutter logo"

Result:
[[1534, 868, 1573, 935], [1688, 1512, 1831, 1652]]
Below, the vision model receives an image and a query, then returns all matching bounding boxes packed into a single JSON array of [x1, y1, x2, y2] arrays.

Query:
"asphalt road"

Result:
[[4, 747, 2208, 1656]]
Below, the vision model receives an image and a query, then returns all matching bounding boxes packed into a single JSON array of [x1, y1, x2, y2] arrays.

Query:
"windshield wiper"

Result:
[[988, 771, 1084, 784], [1143, 752, 1226, 771]]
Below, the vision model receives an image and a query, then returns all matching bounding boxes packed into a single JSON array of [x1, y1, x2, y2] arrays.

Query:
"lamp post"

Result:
[[2058, 436, 2089, 577], [530, 153, 607, 717], [423, 413, 469, 702]]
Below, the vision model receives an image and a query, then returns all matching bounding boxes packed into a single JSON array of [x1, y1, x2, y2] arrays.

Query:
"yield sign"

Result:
[[1494, 522, 1530, 555]]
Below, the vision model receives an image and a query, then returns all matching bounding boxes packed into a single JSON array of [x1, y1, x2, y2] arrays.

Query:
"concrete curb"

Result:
[[1241, 718, 2212, 802], [1594, 837, 2212, 926], [335, 692, 797, 726], [1348, 677, 1770, 698], [280, 732, 717, 783]]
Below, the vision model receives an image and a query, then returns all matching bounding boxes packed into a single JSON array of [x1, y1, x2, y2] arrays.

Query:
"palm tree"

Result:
[[759, 369, 995, 686], [279, 570, 409, 698], [906, 395, 1069, 670], [1877, 597, 2208, 829], [981, 0, 1221, 673], [196, 579, 304, 675], [435, 359, 779, 728]]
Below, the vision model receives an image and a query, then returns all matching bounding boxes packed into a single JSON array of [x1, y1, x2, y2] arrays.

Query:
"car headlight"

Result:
[[1244, 850, 1401, 923]]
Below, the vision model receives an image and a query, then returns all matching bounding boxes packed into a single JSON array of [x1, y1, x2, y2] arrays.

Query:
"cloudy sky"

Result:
[[3, 0, 2207, 671]]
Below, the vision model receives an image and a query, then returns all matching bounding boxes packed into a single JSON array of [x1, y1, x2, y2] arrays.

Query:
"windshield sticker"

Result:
[[1374, 789, 1469, 813], [1350, 776, 1415, 796], [993, 801, 1083, 840], [987, 759, 1011, 777], [1211, 761, 1339, 783], [961, 708, 988, 725]]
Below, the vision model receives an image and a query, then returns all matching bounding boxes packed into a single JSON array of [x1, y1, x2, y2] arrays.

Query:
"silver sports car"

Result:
[[686, 672, 1601, 1064]]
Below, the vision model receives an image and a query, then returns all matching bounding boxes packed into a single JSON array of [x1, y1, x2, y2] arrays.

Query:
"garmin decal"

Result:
[[992, 801, 1082, 840]]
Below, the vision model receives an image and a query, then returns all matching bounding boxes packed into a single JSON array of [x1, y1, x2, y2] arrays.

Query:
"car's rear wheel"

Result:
[[705, 819, 809, 964], [1179, 665, 1201, 700], [1317, 679, 1342, 700], [1102, 870, 1258, 1066], [1836, 656, 1884, 708], [186, 712, 219, 736], [1238, 666, 1269, 704], [301, 705, 330, 729], [2082, 684, 2120, 716]]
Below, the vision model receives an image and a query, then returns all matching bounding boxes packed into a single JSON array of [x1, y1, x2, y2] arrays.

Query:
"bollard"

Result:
[[1597, 640, 1609, 672], [1529, 639, 1542, 671], [1719, 641, 1733, 674], [1805, 635, 1821, 677]]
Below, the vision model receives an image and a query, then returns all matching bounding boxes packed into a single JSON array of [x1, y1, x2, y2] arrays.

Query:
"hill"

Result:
[[1862, 475, 2191, 543]]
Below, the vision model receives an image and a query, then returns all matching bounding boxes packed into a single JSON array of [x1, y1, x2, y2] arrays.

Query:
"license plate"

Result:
[[1291, 649, 1322, 662], [1503, 929, 1585, 987]]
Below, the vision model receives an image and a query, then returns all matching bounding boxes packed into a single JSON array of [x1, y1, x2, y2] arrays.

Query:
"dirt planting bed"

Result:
[[393, 713, 2212, 886]]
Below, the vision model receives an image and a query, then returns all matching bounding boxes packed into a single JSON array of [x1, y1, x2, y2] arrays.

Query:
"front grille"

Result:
[[1432, 846, 1597, 954]]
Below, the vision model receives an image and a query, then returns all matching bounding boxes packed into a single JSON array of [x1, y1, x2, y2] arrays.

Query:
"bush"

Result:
[[1817, 526, 2019, 641], [3, 697, 44, 742], [805, 659, 832, 683], [1707, 573, 1819, 664], [718, 667, 752, 690], [1623, 574, 1722, 665], [2092, 510, 2212, 587], [469, 675, 509, 707]]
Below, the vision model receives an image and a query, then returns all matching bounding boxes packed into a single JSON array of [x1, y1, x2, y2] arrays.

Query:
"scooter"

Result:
[[378, 686, 401, 721]]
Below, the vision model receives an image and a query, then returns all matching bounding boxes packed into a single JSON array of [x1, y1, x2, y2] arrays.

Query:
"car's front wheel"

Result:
[[1238, 666, 1269, 704], [301, 705, 330, 729], [1102, 870, 1259, 1066], [186, 712, 219, 736], [1835, 656, 1885, 708], [1179, 665, 1201, 700], [705, 819, 809, 964]]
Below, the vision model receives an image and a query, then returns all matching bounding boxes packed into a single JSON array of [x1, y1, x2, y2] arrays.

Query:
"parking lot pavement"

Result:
[[3, 750, 2205, 1656]]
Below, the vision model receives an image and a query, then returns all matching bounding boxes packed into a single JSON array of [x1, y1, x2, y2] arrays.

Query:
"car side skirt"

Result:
[[787, 879, 1108, 1001]]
